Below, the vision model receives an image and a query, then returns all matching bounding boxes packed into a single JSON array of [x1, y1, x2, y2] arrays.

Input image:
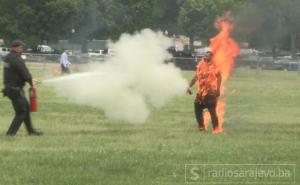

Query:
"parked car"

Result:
[[37, 45, 53, 53], [276, 58, 299, 71], [0, 46, 10, 56], [257, 56, 300, 71], [87, 49, 104, 57], [258, 57, 284, 70], [103, 48, 116, 56]]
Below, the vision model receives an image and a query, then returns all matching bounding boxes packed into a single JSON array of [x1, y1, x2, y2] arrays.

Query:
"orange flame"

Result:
[[203, 12, 240, 130]]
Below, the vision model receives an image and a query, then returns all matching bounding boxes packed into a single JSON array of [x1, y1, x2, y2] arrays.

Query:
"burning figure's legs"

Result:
[[193, 94, 221, 133], [194, 102, 205, 130], [194, 102, 220, 132], [205, 96, 222, 134], [204, 95, 219, 128], [207, 106, 219, 129]]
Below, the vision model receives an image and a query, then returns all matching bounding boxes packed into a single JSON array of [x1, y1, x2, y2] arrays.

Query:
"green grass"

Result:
[[0, 64, 299, 185]]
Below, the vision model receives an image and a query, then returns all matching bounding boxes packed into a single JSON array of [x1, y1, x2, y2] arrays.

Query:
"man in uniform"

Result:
[[2, 40, 43, 136], [187, 48, 222, 134]]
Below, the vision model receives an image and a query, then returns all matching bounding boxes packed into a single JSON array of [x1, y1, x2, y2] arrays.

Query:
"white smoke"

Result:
[[45, 29, 188, 123]]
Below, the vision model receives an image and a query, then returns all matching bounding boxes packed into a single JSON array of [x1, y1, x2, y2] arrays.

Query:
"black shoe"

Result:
[[29, 130, 43, 136]]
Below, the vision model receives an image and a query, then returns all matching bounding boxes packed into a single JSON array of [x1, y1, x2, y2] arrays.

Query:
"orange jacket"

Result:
[[195, 60, 220, 97]]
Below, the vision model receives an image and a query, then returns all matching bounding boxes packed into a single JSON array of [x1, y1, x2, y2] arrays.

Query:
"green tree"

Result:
[[0, 0, 185, 46], [237, 0, 300, 57], [99, 0, 184, 39], [178, 0, 244, 46], [0, 0, 84, 46]]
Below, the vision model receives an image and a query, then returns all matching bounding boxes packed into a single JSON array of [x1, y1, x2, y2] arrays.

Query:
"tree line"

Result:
[[0, 0, 299, 53]]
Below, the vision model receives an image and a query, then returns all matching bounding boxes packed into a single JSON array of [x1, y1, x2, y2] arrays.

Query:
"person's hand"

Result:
[[186, 87, 193, 95]]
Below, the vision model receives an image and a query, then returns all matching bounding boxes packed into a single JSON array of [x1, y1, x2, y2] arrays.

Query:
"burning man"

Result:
[[187, 48, 222, 134]]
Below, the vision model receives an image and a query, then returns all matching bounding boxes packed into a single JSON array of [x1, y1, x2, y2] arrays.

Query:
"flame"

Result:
[[52, 66, 61, 76], [203, 12, 240, 130]]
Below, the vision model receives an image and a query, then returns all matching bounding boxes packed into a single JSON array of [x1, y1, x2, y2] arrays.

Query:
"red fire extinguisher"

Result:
[[29, 87, 38, 112]]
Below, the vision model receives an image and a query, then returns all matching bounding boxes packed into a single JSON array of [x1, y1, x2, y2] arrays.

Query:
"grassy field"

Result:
[[0, 64, 299, 185]]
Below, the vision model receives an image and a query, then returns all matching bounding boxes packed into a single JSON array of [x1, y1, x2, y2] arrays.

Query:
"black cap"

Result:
[[11, 40, 25, 47]]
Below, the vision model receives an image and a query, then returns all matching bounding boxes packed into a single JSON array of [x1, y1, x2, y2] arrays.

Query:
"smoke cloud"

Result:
[[45, 29, 188, 123]]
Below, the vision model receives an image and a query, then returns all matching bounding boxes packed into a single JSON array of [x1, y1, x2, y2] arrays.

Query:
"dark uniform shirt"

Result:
[[3, 51, 32, 88]]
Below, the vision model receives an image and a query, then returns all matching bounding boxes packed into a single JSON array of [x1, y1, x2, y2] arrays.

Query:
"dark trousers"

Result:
[[194, 94, 219, 129], [61, 64, 70, 74], [6, 89, 34, 135]]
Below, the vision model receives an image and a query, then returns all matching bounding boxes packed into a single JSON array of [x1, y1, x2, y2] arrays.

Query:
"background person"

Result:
[[60, 48, 71, 74]]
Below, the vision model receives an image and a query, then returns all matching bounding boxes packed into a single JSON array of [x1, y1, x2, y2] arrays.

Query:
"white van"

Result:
[[87, 49, 104, 57], [0, 47, 11, 56], [37, 45, 53, 53]]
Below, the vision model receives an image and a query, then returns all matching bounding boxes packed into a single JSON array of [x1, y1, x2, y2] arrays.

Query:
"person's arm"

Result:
[[63, 53, 68, 67], [65, 54, 71, 65], [216, 72, 222, 97], [187, 75, 196, 95], [14, 58, 33, 87]]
